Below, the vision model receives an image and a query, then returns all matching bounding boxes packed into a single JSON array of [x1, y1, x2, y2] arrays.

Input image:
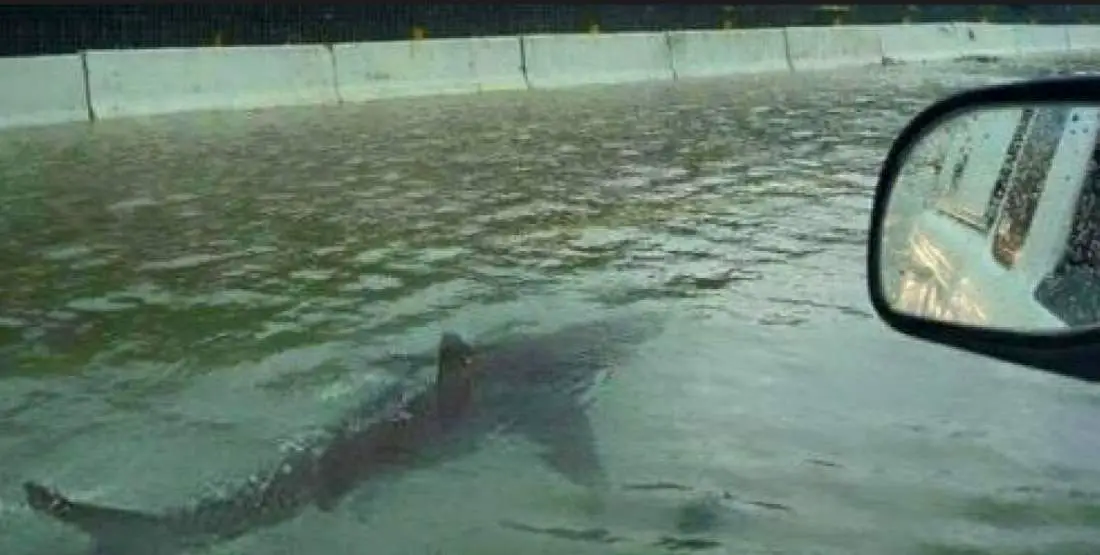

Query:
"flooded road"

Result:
[[2, 58, 1100, 554]]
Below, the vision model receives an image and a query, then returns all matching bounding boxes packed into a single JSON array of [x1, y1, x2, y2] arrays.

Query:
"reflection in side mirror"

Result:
[[867, 77, 1100, 383], [877, 102, 1100, 334]]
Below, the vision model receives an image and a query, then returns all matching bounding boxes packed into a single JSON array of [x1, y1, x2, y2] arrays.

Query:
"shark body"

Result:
[[23, 315, 659, 554]]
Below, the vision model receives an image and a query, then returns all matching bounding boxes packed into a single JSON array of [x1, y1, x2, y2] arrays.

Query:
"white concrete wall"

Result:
[[871, 23, 1072, 63], [334, 37, 526, 102], [784, 26, 883, 71], [471, 37, 528, 92], [667, 29, 790, 79], [0, 54, 88, 129], [521, 32, 673, 89], [1014, 25, 1069, 55], [84, 45, 339, 119], [868, 23, 968, 63], [3, 24, 1100, 129], [1066, 25, 1100, 51], [957, 23, 1019, 57]]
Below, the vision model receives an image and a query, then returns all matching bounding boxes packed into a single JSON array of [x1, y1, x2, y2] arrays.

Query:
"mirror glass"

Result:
[[876, 102, 1100, 333]]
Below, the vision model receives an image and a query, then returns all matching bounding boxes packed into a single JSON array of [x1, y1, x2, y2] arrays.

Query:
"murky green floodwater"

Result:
[[2, 58, 1099, 555]]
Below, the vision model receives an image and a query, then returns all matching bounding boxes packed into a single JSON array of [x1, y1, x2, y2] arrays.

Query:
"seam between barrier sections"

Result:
[[781, 28, 794, 72], [873, 27, 886, 66], [79, 51, 96, 122], [664, 32, 678, 81], [325, 43, 343, 104], [518, 36, 530, 89]]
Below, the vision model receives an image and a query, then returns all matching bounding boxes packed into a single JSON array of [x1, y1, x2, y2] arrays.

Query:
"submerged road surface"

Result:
[[2, 58, 1100, 555]]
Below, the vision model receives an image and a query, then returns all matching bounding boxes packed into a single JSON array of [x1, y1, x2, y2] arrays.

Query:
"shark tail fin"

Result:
[[24, 481, 181, 555]]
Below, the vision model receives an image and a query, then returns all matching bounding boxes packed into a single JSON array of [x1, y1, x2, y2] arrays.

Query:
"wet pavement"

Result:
[[2, 57, 1100, 555]]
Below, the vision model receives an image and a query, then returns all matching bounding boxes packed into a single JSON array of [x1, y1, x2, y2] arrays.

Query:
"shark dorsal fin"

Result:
[[436, 332, 475, 420]]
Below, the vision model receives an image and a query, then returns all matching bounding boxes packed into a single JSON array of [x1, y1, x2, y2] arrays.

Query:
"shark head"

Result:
[[435, 332, 477, 422]]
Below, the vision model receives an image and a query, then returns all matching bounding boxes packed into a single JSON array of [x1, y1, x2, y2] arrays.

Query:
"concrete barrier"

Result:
[[84, 45, 339, 119], [864, 23, 1070, 62], [783, 26, 883, 71], [472, 37, 529, 92], [1014, 25, 1069, 55], [334, 37, 525, 102], [521, 32, 673, 89], [863, 23, 967, 63], [6, 23, 1100, 131], [1066, 25, 1100, 51], [667, 29, 790, 79], [955, 23, 1019, 57], [0, 54, 89, 129]]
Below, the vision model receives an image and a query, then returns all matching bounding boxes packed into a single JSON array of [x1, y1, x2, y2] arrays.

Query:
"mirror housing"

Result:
[[868, 76, 1100, 384]]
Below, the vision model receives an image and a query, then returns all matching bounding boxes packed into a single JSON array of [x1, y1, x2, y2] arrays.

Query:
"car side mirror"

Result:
[[867, 77, 1100, 384]]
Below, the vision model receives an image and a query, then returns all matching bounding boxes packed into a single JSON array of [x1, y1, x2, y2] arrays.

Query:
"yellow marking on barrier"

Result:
[[412, 26, 426, 40], [902, 5, 919, 24], [213, 31, 222, 47], [978, 6, 993, 24], [588, 23, 600, 35], [816, 5, 849, 26], [721, 5, 737, 29]]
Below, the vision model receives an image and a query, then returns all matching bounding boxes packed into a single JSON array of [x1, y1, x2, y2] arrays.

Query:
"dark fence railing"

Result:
[[1, 5, 1096, 58]]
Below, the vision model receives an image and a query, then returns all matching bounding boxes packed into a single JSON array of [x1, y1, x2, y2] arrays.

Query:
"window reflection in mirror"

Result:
[[992, 107, 1071, 268]]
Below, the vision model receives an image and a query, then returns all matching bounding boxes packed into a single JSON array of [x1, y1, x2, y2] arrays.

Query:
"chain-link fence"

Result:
[[1, 5, 1096, 58]]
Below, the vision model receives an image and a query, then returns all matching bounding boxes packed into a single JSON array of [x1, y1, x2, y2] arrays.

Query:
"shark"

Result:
[[22, 315, 661, 554]]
